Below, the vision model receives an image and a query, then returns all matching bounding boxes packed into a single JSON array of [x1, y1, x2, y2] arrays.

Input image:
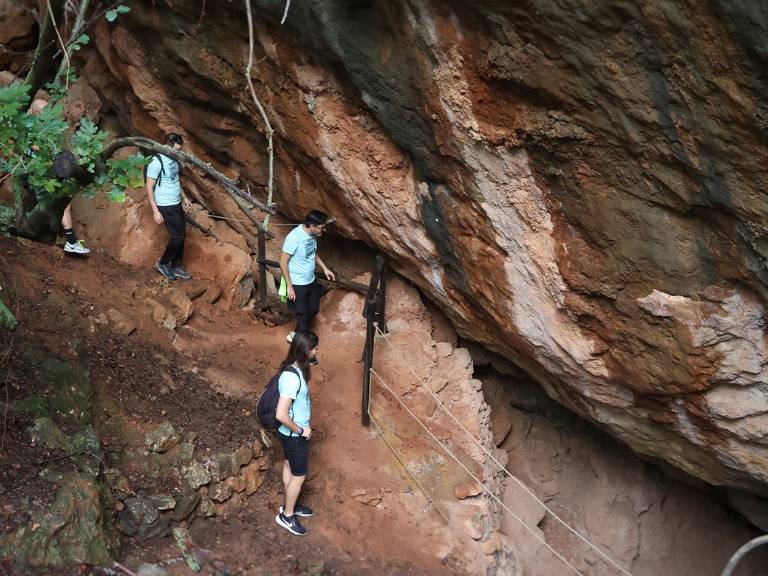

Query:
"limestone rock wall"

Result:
[[61, 1, 768, 497]]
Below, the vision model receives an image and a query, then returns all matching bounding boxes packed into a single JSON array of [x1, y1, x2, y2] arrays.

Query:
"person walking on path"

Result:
[[279, 210, 336, 355], [145, 133, 191, 281], [28, 98, 90, 255], [275, 331, 319, 536]]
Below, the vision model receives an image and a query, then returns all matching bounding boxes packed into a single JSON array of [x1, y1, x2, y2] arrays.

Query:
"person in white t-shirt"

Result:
[[145, 133, 191, 281], [279, 210, 336, 360]]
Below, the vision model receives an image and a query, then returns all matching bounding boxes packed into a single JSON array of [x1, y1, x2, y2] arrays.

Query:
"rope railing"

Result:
[[372, 324, 633, 576], [369, 367, 586, 576]]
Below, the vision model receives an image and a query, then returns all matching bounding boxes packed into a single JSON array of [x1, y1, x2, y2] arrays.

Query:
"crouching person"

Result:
[[275, 331, 318, 536]]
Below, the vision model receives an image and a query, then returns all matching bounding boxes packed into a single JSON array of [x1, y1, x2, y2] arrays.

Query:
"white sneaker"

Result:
[[63, 240, 90, 254], [286, 331, 295, 343]]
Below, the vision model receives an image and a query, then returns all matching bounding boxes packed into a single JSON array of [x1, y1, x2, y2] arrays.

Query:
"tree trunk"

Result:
[[25, 0, 67, 100]]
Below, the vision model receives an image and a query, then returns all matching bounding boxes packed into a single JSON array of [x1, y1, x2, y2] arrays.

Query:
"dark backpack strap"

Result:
[[155, 154, 164, 187], [284, 365, 302, 437]]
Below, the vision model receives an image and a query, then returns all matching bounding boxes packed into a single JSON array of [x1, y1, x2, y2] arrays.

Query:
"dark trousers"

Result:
[[158, 204, 185, 266], [289, 281, 326, 333]]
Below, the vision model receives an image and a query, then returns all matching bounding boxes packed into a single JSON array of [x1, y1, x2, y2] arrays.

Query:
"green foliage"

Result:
[[0, 81, 145, 213], [105, 4, 131, 22], [72, 118, 107, 173]]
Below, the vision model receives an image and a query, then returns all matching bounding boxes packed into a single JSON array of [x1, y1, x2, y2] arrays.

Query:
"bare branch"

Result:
[[100, 137, 275, 213], [243, 0, 275, 230], [55, 0, 91, 83], [280, 0, 291, 25], [45, 0, 70, 90]]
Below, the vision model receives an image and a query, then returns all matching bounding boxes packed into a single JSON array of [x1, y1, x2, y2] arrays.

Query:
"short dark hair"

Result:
[[304, 210, 332, 227], [166, 133, 184, 146]]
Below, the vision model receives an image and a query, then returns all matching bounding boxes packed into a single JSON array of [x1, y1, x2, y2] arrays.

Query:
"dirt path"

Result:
[[0, 235, 461, 575], [171, 286, 459, 575]]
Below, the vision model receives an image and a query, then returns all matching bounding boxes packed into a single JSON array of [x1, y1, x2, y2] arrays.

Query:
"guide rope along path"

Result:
[[370, 323, 634, 576]]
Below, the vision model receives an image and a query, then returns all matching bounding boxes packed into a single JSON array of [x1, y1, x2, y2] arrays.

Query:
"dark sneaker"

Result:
[[280, 503, 314, 517], [171, 265, 192, 280], [275, 512, 307, 536], [155, 261, 176, 281], [309, 357, 319, 366]]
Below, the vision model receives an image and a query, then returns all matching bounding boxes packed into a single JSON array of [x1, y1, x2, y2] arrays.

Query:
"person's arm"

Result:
[[276, 396, 311, 438], [315, 254, 336, 281], [145, 178, 163, 224], [279, 251, 296, 301]]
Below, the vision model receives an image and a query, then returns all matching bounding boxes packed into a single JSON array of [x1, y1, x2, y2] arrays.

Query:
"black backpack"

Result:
[[143, 154, 165, 189], [256, 365, 300, 432]]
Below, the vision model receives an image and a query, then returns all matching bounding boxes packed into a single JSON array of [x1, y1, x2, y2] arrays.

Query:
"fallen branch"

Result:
[[99, 137, 275, 213]]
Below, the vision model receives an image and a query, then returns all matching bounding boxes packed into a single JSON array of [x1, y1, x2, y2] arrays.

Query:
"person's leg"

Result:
[[61, 203, 74, 235], [284, 474, 306, 517], [282, 459, 291, 491], [61, 203, 91, 253], [173, 204, 186, 266], [304, 282, 325, 329], [293, 284, 310, 333], [158, 205, 184, 265]]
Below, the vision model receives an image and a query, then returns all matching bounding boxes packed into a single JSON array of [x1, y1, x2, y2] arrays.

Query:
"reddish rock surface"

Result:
[[7, 0, 768, 511]]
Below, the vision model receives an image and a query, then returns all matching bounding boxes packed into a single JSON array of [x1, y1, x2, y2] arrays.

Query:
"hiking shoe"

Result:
[[171, 265, 191, 280], [286, 331, 295, 343], [275, 512, 307, 536], [155, 261, 176, 281], [63, 240, 90, 255], [280, 503, 314, 517], [309, 357, 319, 366]]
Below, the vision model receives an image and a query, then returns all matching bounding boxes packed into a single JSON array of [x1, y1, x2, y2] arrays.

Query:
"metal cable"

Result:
[[368, 411, 451, 523], [373, 324, 633, 576], [370, 367, 585, 576]]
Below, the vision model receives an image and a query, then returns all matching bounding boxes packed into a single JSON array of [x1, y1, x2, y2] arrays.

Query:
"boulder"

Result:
[[145, 421, 182, 453], [0, 473, 118, 568], [28, 417, 71, 451], [106, 308, 136, 336], [181, 462, 211, 490], [125, 496, 160, 525], [172, 492, 201, 522]]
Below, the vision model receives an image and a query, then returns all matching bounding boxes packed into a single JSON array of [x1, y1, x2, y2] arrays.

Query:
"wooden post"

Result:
[[361, 298, 377, 427], [257, 228, 267, 302], [377, 256, 388, 334]]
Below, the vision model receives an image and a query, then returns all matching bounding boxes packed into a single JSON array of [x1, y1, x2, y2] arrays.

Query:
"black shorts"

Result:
[[277, 432, 309, 477], [288, 281, 326, 315]]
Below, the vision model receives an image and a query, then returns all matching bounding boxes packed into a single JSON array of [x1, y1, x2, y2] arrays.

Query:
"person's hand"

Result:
[[301, 426, 312, 439], [153, 210, 163, 225], [287, 285, 296, 301], [323, 267, 336, 282]]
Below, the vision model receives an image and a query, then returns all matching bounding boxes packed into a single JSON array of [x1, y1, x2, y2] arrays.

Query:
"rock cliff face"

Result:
[[65, 1, 768, 499]]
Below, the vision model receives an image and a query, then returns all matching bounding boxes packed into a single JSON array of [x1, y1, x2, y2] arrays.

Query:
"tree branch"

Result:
[[243, 0, 275, 230], [46, 0, 71, 91], [26, 0, 67, 99], [55, 0, 91, 83], [280, 0, 291, 24], [99, 137, 275, 213]]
